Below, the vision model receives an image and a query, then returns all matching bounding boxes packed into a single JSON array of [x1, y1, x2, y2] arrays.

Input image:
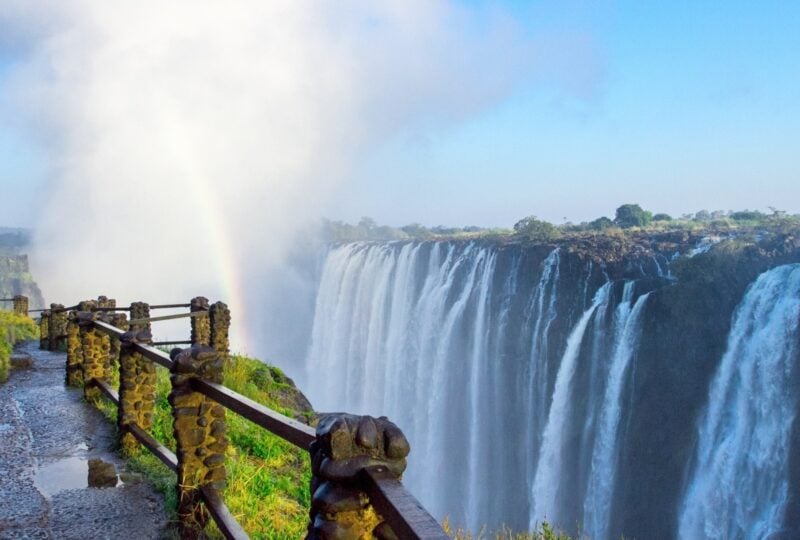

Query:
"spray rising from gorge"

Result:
[[2, 0, 541, 351]]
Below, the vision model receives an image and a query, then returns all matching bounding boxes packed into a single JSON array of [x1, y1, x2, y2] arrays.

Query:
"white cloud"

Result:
[[1, 0, 542, 350]]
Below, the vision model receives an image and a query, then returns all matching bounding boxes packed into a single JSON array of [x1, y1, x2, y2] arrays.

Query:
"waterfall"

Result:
[[678, 263, 800, 539], [583, 288, 651, 540], [306, 241, 662, 533], [523, 248, 562, 498], [530, 282, 612, 529]]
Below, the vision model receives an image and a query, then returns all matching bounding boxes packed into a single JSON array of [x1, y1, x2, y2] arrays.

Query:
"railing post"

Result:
[[12, 295, 28, 316], [209, 301, 231, 363], [66, 301, 95, 385], [169, 346, 228, 538], [49, 303, 68, 351], [78, 312, 111, 401], [97, 295, 116, 309], [108, 312, 129, 367], [190, 297, 211, 346], [118, 329, 156, 455], [66, 309, 84, 387], [307, 414, 411, 539], [130, 302, 151, 332], [39, 310, 50, 350]]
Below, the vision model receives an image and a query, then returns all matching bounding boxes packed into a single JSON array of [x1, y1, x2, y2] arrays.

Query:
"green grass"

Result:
[[94, 352, 312, 539], [0, 310, 39, 382], [443, 518, 574, 539]]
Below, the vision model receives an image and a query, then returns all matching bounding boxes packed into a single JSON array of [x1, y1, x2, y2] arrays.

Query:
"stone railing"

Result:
[[38, 295, 446, 540]]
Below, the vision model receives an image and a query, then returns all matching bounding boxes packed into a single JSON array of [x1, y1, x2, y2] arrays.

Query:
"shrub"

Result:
[[614, 204, 653, 228], [513, 216, 561, 242], [588, 217, 614, 230]]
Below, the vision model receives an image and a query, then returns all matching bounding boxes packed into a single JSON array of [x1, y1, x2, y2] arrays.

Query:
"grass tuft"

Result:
[[0, 310, 39, 382]]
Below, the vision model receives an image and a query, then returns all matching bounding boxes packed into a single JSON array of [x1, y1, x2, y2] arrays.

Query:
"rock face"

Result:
[[304, 228, 800, 538], [0, 254, 45, 309]]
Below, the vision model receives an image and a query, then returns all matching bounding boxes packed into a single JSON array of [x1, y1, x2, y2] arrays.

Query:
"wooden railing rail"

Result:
[[43, 295, 446, 540]]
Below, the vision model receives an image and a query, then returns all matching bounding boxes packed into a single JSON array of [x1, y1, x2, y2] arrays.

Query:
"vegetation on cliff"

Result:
[[0, 311, 39, 382], [323, 205, 800, 245], [96, 353, 314, 539]]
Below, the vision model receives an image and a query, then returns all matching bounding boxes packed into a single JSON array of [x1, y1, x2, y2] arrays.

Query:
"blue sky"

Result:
[[3, 1, 799, 228], [335, 1, 800, 226]]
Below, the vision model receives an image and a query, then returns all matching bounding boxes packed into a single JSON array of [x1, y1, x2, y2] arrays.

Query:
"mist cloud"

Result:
[[1, 1, 586, 351]]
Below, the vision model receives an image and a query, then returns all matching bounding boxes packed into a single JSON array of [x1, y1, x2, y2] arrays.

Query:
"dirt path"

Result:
[[0, 342, 168, 539]]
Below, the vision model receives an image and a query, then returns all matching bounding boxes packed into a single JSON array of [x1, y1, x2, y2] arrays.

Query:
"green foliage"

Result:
[[730, 210, 764, 221], [513, 216, 561, 242], [588, 216, 614, 230], [652, 213, 672, 221], [614, 204, 653, 228], [0, 311, 39, 382]]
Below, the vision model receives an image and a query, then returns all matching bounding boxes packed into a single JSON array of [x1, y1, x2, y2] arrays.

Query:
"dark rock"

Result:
[[87, 459, 118, 488], [10, 353, 33, 369]]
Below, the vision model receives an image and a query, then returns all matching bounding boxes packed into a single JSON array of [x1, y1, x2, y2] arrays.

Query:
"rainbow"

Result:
[[190, 179, 249, 355]]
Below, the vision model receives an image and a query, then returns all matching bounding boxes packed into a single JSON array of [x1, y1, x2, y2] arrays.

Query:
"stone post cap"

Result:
[[120, 329, 153, 346], [312, 414, 410, 482], [190, 297, 210, 310], [75, 311, 98, 327], [169, 346, 223, 383]]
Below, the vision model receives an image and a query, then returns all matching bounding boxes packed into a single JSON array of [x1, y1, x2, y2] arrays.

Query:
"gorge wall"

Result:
[[303, 231, 800, 539], [0, 254, 44, 308]]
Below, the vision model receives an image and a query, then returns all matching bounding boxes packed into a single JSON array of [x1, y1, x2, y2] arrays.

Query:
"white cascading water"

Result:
[[582, 287, 651, 540], [678, 263, 800, 539], [530, 282, 611, 529], [522, 248, 561, 496], [306, 242, 658, 533], [307, 242, 501, 527]]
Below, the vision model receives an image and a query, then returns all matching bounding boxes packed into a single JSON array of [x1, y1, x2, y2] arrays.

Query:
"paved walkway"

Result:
[[0, 342, 167, 539]]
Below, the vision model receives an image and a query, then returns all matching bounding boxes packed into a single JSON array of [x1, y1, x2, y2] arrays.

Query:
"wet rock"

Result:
[[10, 352, 33, 369], [87, 459, 118, 488]]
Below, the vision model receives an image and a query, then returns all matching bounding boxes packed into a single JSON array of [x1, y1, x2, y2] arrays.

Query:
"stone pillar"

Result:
[[190, 297, 210, 346], [130, 302, 151, 333], [108, 313, 129, 367], [78, 312, 112, 401], [49, 304, 68, 351], [97, 296, 117, 309], [307, 414, 411, 540], [209, 302, 231, 363], [39, 311, 50, 350], [66, 301, 96, 385], [65, 311, 84, 387], [12, 295, 28, 316], [168, 346, 228, 538], [118, 329, 156, 454]]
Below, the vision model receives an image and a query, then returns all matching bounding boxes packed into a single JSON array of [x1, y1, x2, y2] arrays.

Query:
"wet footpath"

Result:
[[0, 342, 167, 539]]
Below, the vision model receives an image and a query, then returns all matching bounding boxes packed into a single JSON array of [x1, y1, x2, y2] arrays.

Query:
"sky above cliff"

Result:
[[1, 1, 799, 230]]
